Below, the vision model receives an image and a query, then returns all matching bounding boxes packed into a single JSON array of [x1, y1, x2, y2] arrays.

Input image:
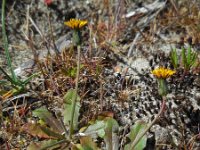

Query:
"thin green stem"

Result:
[[69, 45, 81, 139], [2, 0, 17, 82], [130, 96, 166, 149]]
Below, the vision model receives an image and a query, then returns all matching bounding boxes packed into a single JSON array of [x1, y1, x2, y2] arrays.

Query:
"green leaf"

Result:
[[104, 118, 119, 150], [187, 46, 192, 66], [181, 46, 198, 70], [82, 120, 106, 138], [22, 123, 64, 139], [0, 67, 15, 84], [181, 47, 186, 68], [0, 80, 8, 86], [69, 68, 77, 77], [22, 72, 41, 85], [63, 103, 80, 129], [125, 120, 147, 150], [63, 89, 80, 130], [75, 136, 100, 150], [40, 125, 65, 140], [63, 88, 81, 104], [191, 52, 197, 67], [73, 144, 84, 150], [32, 107, 64, 134], [2, 0, 18, 83], [64, 67, 77, 77], [170, 48, 178, 68], [27, 139, 60, 150]]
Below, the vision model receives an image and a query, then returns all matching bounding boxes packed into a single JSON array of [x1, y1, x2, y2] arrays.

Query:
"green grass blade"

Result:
[[22, 72, 41, 85], [174, 48, 178, 68], [191, 53, 197, 67], [2, 0, 18, 82], [0, 66, 15, 84], [181, 47, 187, 69], [170, 48, 178, 68], [0, 80, 8, 85], [187, 46, 191, 66]]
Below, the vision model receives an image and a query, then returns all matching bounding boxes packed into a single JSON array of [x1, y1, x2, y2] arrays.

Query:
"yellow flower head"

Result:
[[64, 19, 87, 30], [151, 67, 176, 79]]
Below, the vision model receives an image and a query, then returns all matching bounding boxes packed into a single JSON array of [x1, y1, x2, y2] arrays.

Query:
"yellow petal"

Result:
[[151, 67, 176, 79], [64, 19, 87, 29]]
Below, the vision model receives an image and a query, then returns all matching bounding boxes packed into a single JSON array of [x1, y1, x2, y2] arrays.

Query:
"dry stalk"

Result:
[[130, 96, 167, 149]]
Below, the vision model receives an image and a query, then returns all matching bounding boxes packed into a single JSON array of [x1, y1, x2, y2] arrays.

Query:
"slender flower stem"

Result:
[[69, 45, 81, 139], [2, 0, 17, 82], [130, 96, 166, 149]]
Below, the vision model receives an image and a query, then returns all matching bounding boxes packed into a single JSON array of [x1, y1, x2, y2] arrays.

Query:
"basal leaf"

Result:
[[63, 88, 80, 104], [27, 139, 60, 150], [104, 118, 119, 150], [40, 125, 65, 140], [63, 103, 80, 129], [82, 120, 106, 138], [79, 136, 100, 150], [125, 120, 147, 150], [32, 107, 64, 134], [63, 89, 81, 130], [22, 123, 61, 139]]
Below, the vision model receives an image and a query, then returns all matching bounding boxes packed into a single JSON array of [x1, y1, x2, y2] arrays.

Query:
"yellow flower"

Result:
[[64, 19, 87, 30], [151, 67, 176, 79]]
